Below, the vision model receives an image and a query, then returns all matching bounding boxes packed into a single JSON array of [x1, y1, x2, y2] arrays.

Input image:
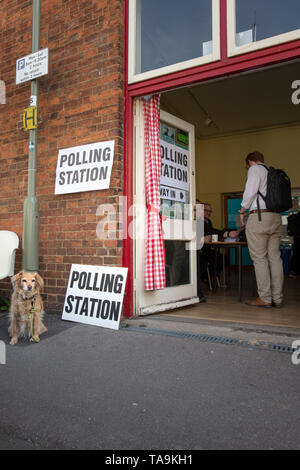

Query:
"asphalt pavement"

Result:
[[0, 312, 300, 450]]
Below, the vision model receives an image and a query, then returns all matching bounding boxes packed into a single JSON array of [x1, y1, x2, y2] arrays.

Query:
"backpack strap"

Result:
[[256, 195, 262, 222], [257, 164, 268, 170], [256, 164, 268, 222]]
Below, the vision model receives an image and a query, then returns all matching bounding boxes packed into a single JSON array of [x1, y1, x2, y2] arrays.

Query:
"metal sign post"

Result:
[[22, 0, 41, 272]]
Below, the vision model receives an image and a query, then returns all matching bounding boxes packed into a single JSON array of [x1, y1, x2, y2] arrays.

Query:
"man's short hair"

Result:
[[245, 151, 264, 164]]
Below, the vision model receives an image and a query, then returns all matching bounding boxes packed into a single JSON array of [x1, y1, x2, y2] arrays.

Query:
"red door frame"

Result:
[[122, 0, 300, 318]]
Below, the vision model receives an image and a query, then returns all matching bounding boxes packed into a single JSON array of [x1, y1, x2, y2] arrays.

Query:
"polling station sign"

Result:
[[62, 265, 128, 330], [55, 141, 114, 195], [160, 140, 190, 193]]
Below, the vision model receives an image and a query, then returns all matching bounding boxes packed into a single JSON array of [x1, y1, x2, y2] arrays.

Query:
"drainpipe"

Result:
[[22, 0, 41, 272]]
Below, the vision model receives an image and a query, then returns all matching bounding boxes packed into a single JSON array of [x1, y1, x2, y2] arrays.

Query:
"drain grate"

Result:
[[266, 343, 293, 353], [122, 325, 295, 354]]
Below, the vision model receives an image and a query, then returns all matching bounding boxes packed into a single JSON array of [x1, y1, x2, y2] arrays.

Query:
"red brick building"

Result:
[[1, 1, 300, 325], [1, 0, 125, 313]]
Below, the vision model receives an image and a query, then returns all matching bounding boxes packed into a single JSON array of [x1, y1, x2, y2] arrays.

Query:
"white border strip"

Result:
[[128, 0, 220, 84], [227, 0, 300, 57]]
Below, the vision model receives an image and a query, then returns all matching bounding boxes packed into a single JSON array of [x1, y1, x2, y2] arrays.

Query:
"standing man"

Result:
[[239, 152, 284, 308]]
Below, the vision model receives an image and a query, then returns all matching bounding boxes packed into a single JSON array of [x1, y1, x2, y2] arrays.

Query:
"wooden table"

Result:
[[204, 242, 248, 302]]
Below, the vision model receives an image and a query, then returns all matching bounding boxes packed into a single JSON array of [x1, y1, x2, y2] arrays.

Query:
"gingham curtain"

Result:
[[143, 94, 166, 291]]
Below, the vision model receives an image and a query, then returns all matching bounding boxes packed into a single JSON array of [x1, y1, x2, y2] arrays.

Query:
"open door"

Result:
[[135, 100, 198, 315]]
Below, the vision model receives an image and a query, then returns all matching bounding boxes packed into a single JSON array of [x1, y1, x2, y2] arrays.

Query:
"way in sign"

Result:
[[160, 187, 176, 198]]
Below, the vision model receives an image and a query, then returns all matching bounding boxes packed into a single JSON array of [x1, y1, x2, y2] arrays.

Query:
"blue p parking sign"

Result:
[[18, 58, 25, 70]]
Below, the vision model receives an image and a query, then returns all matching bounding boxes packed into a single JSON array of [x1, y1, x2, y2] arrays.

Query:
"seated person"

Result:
[[199, 203, 241, 282], [203, 203, 240, 241]]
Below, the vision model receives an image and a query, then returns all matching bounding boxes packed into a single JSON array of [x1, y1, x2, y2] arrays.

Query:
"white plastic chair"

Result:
[[0, 231, 19, 280]]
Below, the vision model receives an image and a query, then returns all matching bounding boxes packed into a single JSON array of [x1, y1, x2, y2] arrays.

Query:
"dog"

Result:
[[8, 271, 47, 345]]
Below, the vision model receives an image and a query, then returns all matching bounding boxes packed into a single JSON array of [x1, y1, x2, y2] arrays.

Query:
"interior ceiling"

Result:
[[160, 60, 300, 138]]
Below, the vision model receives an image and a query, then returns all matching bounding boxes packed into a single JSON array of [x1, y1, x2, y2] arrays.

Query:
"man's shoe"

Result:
[[272, 301, 283, 308], [199, 296, 206, 303], [245, 297, 272, 308]]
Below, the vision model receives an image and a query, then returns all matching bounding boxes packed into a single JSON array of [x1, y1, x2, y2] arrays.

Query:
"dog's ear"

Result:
[[12, 271, 23, 286], [34, 273, 44, 290]]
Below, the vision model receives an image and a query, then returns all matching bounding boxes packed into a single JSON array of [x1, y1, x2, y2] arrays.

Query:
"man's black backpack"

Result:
[[287, 212, 300, 237], [257, 165, 292, 216]]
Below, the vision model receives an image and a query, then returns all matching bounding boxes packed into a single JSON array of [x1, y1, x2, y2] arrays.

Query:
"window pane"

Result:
[[165, 241, 190, 287], [236, 0, 300, 46], [136, 0, 212, 74]]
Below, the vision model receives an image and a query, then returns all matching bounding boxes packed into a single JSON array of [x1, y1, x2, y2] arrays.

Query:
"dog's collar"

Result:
[[18, 293, 36, 302]]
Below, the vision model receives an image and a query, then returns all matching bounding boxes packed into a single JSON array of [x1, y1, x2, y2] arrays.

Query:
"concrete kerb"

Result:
[[1, 309, 299, 355], [121, 314, 300, 354]]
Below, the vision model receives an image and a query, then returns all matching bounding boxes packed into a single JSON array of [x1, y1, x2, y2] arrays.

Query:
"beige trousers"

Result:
[[246, 212, 283, 304]]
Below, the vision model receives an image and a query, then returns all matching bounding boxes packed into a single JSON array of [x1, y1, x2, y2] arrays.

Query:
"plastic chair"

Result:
[[0, 231, 19, 280]]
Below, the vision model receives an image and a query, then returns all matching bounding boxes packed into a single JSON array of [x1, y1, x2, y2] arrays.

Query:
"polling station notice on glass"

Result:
[[160, 139, 190, 193], [55, 140, 115, 195]]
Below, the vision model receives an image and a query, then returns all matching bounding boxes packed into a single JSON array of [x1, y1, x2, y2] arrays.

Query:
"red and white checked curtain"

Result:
[[143, 94, 166, 291]]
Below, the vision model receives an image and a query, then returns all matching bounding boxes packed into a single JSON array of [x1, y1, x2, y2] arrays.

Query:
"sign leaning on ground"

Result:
[[16, 48, 48, 85], [55, 140, 115, 194], [62, 264, 128, 331]]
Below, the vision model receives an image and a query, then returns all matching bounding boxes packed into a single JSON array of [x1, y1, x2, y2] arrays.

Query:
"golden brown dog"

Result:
[[8, 271, 47, 345]]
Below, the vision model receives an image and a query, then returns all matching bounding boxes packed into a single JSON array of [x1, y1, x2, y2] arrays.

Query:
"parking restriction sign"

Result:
[[16, 48, 48, 85]]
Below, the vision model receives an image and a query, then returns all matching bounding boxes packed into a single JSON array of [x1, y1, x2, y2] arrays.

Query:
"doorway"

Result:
[[133, 60, 300, 328]]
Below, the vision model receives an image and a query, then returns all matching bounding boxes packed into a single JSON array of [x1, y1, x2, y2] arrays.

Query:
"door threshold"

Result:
[[139, 297, 199, 316], [123, 313, 300, 347]]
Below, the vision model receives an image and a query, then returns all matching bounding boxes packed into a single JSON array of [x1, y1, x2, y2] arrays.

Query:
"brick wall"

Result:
[[0, 0, 125, 312]]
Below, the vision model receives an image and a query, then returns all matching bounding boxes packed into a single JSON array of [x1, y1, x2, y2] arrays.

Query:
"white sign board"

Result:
[[160, 185, 188, 203], [16, 48, 48, 85], [62, 264, 128, 330], [160, 140, 190, 192], [55, 140, 115, 194]]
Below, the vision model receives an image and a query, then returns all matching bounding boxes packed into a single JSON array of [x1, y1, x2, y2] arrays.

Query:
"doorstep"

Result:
[[121, 313, 300, 348]]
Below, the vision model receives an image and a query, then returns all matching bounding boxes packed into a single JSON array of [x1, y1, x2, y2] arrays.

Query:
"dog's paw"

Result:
[[10, 337, 18, 345], [30, 336, 40, 343]]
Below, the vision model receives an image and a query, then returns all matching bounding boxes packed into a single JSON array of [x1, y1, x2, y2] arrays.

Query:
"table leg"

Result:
[[213, 246, 218, 292], [222, 248, 227, 288]]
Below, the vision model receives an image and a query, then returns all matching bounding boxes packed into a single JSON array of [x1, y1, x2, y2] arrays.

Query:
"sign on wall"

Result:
[[23, 106, 37, 130], [62, 264, 128, 330], [55, 140, 115, 195], [16, 48, 49, 85]]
